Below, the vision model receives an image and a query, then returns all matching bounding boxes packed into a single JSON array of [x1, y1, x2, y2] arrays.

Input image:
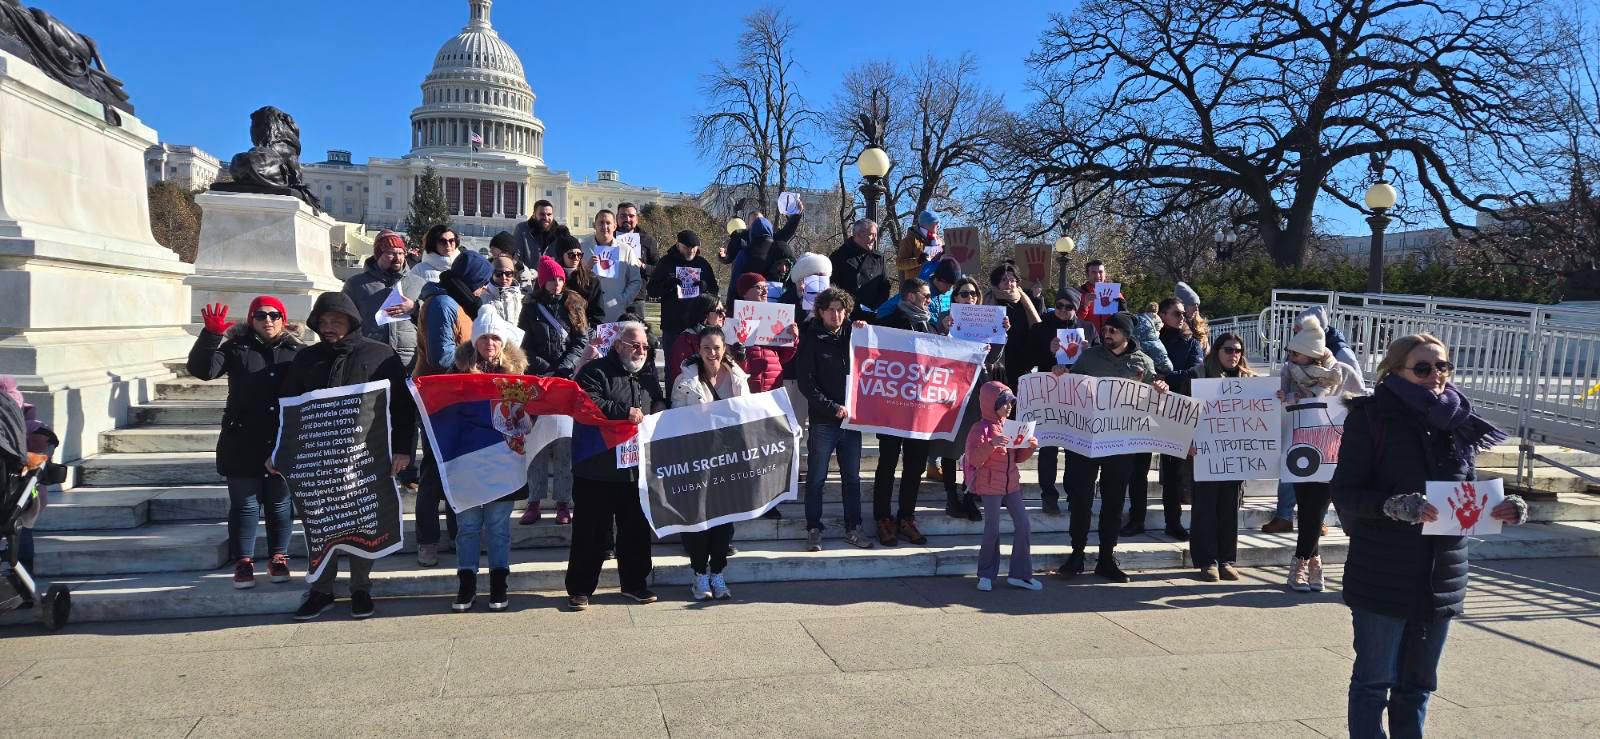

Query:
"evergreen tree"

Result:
[[404, 166, 450, 248]]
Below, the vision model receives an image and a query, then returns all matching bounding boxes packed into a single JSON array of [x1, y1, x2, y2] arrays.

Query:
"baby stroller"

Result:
[[0, 391, 70, 630]]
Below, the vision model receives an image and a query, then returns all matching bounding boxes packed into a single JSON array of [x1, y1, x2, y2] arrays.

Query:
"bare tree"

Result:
[[992, 0, 1567, 268], [893, 54, 1005, 223], [692, 8, 819, 216], [826, 60, 899, 242]]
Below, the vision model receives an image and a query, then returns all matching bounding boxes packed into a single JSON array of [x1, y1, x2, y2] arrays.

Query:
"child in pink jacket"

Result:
[[963, 381, 1043, 591]]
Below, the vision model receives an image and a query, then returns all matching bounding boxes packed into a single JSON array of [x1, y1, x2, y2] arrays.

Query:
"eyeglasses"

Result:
[[616, 339, 646, 353], [493, 270, 518, 278], [1055, 303, 1073, 310], [563, 251, 583, 259], [252, 311, 283, 321], [709, 308, 727, 316], [1408, 361, 1455, 378], [440, 237, 458, 245], [954, 290, 979, 298], [1220, 345, 1243, 355]]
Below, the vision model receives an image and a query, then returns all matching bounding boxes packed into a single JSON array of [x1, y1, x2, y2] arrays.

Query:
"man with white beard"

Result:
[[564, 322, 666, 610]]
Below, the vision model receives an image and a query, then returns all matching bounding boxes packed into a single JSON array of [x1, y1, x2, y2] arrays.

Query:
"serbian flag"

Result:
[[409, 374, 636, 512]]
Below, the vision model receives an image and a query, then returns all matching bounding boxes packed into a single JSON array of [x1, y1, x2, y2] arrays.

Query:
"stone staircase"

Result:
[[13, 367, 1600, 625]]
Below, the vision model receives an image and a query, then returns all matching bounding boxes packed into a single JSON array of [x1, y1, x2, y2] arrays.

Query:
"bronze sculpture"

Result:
[[212, 106, 323, 212], [0, 0, 132, 124]]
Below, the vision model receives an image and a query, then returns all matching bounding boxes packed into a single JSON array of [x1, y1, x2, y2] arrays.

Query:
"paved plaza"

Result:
[[1, 558, 1596, 737]]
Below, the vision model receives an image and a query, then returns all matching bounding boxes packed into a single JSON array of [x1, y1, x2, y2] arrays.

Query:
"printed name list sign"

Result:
[[1016, 372, 1201, 458], [949, 303, 1008, 344], [1422, 479, 1506, 537], [638, 390, 800, 535], [272, 380, 402, 581], [1192, 377, 1281, 481], [845, 325, 988, 441]]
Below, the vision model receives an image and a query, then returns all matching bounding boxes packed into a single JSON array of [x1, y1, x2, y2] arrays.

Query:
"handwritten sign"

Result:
[[732, 300, 796, 347], [1092, 282, 1121, 316], [1000, 419, 1037, 449], [1016, 372, 1200, 458], [949, 303, 1007, 344], [1423, 479, 1505, 536], [676, 266, 701, 299], [1014, 243, 1051, 288], [1056, 328, 1087, 366], [592, 246, 618, 278], [944, 227, 982, 275], [1280, 395, 1347, 483], [777, 191, 802, 215], [1192, 377, 1281, 481]]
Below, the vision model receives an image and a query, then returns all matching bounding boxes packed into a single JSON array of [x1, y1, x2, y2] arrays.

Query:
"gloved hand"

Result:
[[1382, 492, 1429, 523], [201, 303, 234, 336]]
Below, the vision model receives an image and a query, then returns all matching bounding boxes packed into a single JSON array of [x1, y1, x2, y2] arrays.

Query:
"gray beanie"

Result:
[[1175, 281, 1200, 308]]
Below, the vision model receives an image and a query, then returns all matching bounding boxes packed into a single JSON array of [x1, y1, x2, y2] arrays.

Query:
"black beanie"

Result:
[[1106, 311, 1136, 337], [677, 230, 701, 248]]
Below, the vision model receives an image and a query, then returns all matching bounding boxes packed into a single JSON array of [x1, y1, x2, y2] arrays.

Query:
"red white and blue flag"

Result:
[[409, 374, 636, 512], [469, 130, 483, 150]]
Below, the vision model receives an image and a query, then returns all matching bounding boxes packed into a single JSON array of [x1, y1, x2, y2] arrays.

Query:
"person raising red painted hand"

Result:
[[200, 302, 235, 336]]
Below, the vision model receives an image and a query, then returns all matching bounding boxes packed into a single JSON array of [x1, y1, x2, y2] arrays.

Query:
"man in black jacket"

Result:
[[279, 292, 418, 621], [829, 219, 890, 324], [511, 199, 571, 264], [1027, 290, 1093, 515], [616, 202, 658, 317], [870, 278, 941, 547], [646, 230, 720, 342], [565, 321, 666, 611], [795, 287, 875, 552]]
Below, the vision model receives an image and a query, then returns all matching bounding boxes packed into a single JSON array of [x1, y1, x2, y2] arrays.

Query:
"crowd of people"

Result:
[[180, 202, 1531, 737]]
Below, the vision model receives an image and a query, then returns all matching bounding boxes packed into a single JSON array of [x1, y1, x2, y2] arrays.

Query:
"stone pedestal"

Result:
[[186, 192, 343, 322], [0, 50, 195, 461]]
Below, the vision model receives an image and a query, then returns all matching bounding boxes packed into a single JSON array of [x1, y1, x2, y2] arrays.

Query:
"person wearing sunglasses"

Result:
[[1138, 296, 1203, 542], [666, 295, 736, 391], [929, 276, 1002, 523], [483, 255, 526, 327], [415, 224, 460, 284], [1028, 290, 1091, 516], [189, 296, 306, 590], [1279, 316, 1367, 592], [1188, 333, 1258, 582], [552, 233, 606, 328], [1333, 334, 1526, 739]]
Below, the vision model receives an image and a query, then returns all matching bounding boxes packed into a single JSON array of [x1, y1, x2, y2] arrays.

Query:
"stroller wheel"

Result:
[[39, 584, 70, 631]]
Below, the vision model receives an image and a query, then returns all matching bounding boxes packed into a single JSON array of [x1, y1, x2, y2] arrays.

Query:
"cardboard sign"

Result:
[[1423, 479, 1505, 536], [675, 266, 701, 299], [1092, 282, 1121, 316], [949, 303, 1008, 344], [373, 286, 407, 326], [943, 227, 982, 276], [801, 274, 828, 311], [1280, 395, 1347, 483], [732, 300, 796, 347], [777, 192, 803, 215], [1016, 372, 1201, 458], [1192, 377, 1281, 481], [593, 246, 618, 278], [1000, 419, 1037, 449], [844, 325, 989, 441], [1056, 328, 1087, 365], [1014, 243, 1051, 288]]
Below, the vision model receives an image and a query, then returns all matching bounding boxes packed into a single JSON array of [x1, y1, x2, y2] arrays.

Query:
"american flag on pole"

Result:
[[469, 130, 483, 150]]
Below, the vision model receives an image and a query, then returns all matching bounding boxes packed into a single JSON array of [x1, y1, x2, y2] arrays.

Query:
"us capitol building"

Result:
[[151, 0, 694, 239]]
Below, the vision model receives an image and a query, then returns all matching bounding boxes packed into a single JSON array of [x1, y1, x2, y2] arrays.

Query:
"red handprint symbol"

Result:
[[1022, 247, 1048, 285], [1447, 482, 1486, 532], [1064, 338, 1082, 360]]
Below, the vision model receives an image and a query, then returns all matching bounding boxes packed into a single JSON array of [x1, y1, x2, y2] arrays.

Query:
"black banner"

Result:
[[638, 391, 799, 535], [272, 380, 403, 580]]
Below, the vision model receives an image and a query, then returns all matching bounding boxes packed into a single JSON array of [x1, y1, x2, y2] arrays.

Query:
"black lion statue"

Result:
[[214, 106, 322, 211]]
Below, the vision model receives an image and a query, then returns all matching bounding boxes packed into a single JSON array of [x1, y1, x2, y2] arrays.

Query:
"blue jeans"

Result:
[[227, 475, 292, 562], [805, 422, 862, 531], [455, 499, 513, 572], [1348, 608, 1451, 739], [1275, 480, 1297, 520]]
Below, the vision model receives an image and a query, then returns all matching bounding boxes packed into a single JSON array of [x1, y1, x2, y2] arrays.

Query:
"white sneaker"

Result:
[[691, 573, 712, 601], [1289, 557, 1312, 592], [1007, 577, 1044, 591], [710, 573, 732, 600], [976, 577, 993, 592], [1308, 555, 1325, 591]]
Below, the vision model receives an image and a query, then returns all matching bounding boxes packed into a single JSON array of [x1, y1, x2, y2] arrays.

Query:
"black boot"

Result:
[[962, 492, 982, 522], [1094, 553, 1131, 583], [945, 489, 965, 518], [1056, 551, 1086, 579], [488, 568, 510, 611], [452, 570, 476, 612]]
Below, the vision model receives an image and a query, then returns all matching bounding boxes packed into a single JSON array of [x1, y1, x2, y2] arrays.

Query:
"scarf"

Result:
[[1286, 352, 1341, 393], [440, 271, 482, 319], [1382, 375, 1508, 463], [897, 297, 931, 327]]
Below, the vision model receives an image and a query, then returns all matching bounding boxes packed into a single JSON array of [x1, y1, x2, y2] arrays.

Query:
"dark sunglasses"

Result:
[[563, 250, 583, 258], [709, 308, 727, 316], [954, 290, 979, 298], [1408, 361, 1454, 378], [1220, 345, 1243, 355], [1055, 303, 1073, 310], [252, 311, 283, 321], [493, 270, 518, 278], [439, 237, 458, 245]]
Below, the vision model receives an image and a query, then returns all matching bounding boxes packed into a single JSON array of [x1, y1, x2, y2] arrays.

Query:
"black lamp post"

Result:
[[856, 146, 890, 224], [1364, 180, 1397, 294], [1212, 227, 1237, 262], [1054, 236, 1075, 295]]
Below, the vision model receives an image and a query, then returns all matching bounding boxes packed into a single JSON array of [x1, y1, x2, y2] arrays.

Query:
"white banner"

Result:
[[844, 326, 990, 441], [1192, 377, 1282, 481], [1015, 372, 1200, 458]]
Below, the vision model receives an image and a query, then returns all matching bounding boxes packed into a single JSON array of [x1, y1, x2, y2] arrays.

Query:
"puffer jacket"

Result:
[[415, 281, 473, 376], [962, 381, 1035, 495], [670, 359, 751, 407], [518, 291, 587, 378], [740, 342, 794, 394], [187, 323, 307, 477], [1132, 312, 1173, 373], [1332, 386, 1473, 620], [483, 283, 526, 327]]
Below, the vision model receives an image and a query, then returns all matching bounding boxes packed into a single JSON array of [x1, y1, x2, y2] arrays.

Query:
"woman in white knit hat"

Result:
[[1278, 318, 1365, 593]]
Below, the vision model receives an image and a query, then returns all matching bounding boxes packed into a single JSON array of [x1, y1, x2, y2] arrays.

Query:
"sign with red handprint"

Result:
[[1423, 479, 1505, 536], [1000, 419, 1037, 449], [943, 227, 982, 275], [1055, 328, 1087, 365], [1014, 243, 1051, 288], [732, 300, 797, 347], [591, 246, 618, 278], [1093, 282, 1122, 316]]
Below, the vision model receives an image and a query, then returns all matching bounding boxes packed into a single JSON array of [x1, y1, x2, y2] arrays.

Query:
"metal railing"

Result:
[[1204, 315, 1266, 364], [1219, 291, 1600, 485]]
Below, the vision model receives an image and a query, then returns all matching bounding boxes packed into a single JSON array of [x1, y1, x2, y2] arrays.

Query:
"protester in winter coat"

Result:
[[189, 296, 306, 588], [449, 311, 529, 613], [988, 262, 1041, 390], [1132, 304, 1175, 373], [1124, 302, 1174, 542], [1132, 296, 1203, 540], [279, 292, 417, 621], [566, 322, 665, 611], [483, 256, 527, 327], [667, 295, 732, 391], [583, 210, 643, 323], [0, 376, 58, 575], [516, 256, 587, 526], [1263, 309, 1364, 536], [931, 276, 1002, 522], [736, 207, 802, 299], [1076, 260, 1124, 337], [1279, 317, 1368, 592], [829, 219, 891, 323], [871, 278, 944, 547], [895, 210, 941, 282], [732, 273, 797, 396], [964, 381, 1042, 592], [1188, 332, 1257, 582], [1333, 333, 1526, 739], [615, 202, 659, 316], [1297, 306, 1361, 372], [512, 199, 572, 264], [1053, 311, 1167, 584], [669, 327, 751, 600], [780, 251, 833, 326], [551, 233, 605, 328], [415, 224, 459, 284], [795, 288, 876, 552], [342, 230, 424, 368], [1030, 290, 1094, 515], [647, 229, 720, 342]]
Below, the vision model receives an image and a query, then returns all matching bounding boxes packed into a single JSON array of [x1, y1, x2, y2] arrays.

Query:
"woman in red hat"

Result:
[[187, 295, 308, 589]]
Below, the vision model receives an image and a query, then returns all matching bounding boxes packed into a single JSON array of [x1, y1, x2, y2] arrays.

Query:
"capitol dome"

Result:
[[409, 0, 546, 165]]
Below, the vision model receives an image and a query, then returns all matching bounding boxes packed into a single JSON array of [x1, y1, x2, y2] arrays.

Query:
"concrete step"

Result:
[[1481, 467, 1600, 495], [15, 521, 1600, 624], [129, 401, 224, 426], [153, 377, 227, 402], [75, 452, 222, 487], [99, 425, 219, 453]]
